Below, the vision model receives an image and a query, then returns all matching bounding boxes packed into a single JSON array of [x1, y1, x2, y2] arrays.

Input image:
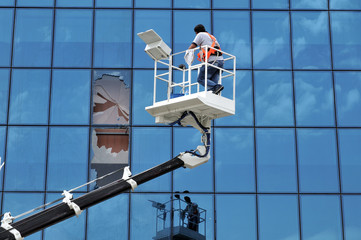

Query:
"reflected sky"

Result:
[[294, 71, 335, 126], [13, 9, 53, 67], [331, 12, 361, 69], [88, 194, 129, 239], [53, 10, 92, 67], [255, 71, 294, 126], [173, 0, 210, 8], [135, 0, 171, 8], [292, 11, 331, 69], [217, 194, 256, 239], [335, 72, 361, 126], [257, 129, 297, 193], [330, 0, 361, 9], [338, 129, 361, 193], [51, 70, 90, 125], [17, 0, 53, 6], [297, 129, 339, 193], [213, 0, 249, 8], [0, 69, 10, 124], [259, 195, 300, 240], [253, 11, 291, 69], [94, 10, 132, 68], [47, 127, 89, 192], [253, 0, 288, 9], [0, 9, 13, 66], [95, 0, 132, 7], [215, 128, 255, 192], [343, 195, 361, 240], [9, 69, 50, 124], [5, 127, 47, 191], [56, 0, 93, 7], [301, 195, 343, 240], [291, 0, 327, 9]]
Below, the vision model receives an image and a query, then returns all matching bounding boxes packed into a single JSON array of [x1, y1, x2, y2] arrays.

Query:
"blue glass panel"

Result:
[[44, 193, 86, 240], [174, 0, 210, 8], [259, 195, 299, 240], [291, 0, 327, 9], [338, 129, 361, 193], [135, 0, 171, 8], [57, 0, 93, 7], [215, 128, 255, 192], [3, 192, 43, 240], [13, 9, 53, 67], [0, 0, 14, 6], [216, 195, 256, 239], [343, 195, 361, 240], [134, 10, 171, 68], [5, 127, 47, 191], [253, 12, 291, 69], [331, 12, 361, 69], [53, 10, 92, 67], [174, 11, 211, 62], [335, 72, 361, 126], [47, 127, 89, 191], [173, 127, 213, 192], [0, 69, 10, 124], [88, 194, 129, 239], [94, 10, 132, 68], [0, 9, 13, 67], [0, 127, 5, 190], [292, 12, 331, 69], [130, 193, 171, 240], [213, 0, 249, 8], [256, 129, 297, 192], [9, 69, 50, 124], [215, 71, 253, 126], [330, 0, 361, 9], [17, 0, 53, 6], [294, 71, 335, 126], [252, 0, 288, 9], [50, 70, 90, 125], [301, 195, 342, 240], [132, 70, 167, 125], [255, 71, 294, 126], [96, 0, 132, 7], [297, 129, 339, 193], [132, 127, 171, 192], [213, 11, 251, 69]]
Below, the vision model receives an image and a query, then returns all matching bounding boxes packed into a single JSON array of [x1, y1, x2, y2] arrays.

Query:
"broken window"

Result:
[[92, 71, 130, 125], [90, 128, 129, 189]]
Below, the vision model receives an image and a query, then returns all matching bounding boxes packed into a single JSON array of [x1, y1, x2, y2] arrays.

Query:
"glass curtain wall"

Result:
[[0, 0, 361, 239]]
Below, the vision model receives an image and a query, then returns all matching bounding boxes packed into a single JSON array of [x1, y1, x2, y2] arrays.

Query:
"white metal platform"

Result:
[[146, 91, 235, 124], [138, 29, 236, 127]]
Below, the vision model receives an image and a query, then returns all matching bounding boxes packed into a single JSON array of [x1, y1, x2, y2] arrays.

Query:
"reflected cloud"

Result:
[[344, 88, 360, 112], [306, 229, 341, 240], [254, 37, 285, 65], [293, 0, 326, 8], [256, 81, 293, 124], [299, 12, 328, 35], [219, 31, 250, 66]]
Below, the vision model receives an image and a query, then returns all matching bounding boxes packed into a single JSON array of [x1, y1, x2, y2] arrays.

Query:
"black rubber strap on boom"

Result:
[[0, 157, 185, 240]]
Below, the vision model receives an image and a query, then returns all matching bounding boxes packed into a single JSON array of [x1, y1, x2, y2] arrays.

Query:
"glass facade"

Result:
[[0, 1, 360, 239]]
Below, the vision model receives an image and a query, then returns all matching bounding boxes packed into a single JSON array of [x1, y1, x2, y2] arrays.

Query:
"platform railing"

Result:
[[153, 46, 236, 105]]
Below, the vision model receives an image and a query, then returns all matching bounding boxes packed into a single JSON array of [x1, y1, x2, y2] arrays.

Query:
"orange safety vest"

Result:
[[197, 33, 221, 62]]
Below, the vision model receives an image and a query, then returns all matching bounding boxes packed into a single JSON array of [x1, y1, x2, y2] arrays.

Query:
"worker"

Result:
[[188, 24, 224, 95], [182, 196, 200, 232]]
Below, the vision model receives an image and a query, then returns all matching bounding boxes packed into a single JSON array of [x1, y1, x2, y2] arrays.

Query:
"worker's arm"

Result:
[[188, 43, 197, 49]]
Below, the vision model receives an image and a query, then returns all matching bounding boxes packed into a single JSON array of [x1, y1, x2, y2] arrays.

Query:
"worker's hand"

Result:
[[178, 64, 186, 70]]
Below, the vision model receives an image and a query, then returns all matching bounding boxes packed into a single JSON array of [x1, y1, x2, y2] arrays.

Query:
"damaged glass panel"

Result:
[[92, 70, 130, 125], [90, 128, 129, 189]]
